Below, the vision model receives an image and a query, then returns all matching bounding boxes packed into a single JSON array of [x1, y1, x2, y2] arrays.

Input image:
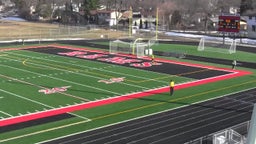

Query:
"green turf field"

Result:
[[0, 48, 192, 116], [0, 42, 255, 144]]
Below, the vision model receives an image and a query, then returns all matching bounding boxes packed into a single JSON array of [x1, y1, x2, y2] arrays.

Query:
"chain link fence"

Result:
[[0, 24, 128, 42]]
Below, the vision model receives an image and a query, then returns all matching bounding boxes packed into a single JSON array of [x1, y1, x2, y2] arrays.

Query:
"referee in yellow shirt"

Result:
[[151, 54, 155, 64], [169, 80, 175, 96]]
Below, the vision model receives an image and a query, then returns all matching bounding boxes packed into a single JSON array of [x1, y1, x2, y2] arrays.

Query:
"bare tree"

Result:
[[240, 0, 256, 15], [172, 0, 241, 31], [158, 1, 176, 30], [11, 0, 37, 19]]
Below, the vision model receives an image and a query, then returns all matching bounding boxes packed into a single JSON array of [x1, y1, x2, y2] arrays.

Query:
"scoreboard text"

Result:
[[218, 15, 240, 33]]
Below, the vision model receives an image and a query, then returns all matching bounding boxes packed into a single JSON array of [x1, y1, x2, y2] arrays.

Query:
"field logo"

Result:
[[58, 51, 87, 56], [130, 62, 162, 68], [98, 77, 125, 84], [98, 57, 141, 64], [39, 86, 71, 94], [57, 51, 161, 68]]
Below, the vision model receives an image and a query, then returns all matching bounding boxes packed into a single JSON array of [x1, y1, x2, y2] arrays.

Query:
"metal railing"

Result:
[[185, 121, 250, 144]]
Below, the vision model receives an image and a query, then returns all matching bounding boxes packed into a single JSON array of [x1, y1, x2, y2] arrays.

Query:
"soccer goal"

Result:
[[110, 39, 151, 58], [148, 36, 159, 47], [109, 37, 159, 58], [109, 40, 133, 55], [134, 42, 148, 58], [198, 37, 236, 54]]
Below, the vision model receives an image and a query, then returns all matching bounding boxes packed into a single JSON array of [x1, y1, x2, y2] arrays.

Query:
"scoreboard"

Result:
[[218, 15, 240, 33]]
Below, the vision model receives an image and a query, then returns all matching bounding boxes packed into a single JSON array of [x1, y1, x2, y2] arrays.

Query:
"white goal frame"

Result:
[[109, 38, 157, 58], [198, 37, 236, 54], [109, 40, 133, 55]]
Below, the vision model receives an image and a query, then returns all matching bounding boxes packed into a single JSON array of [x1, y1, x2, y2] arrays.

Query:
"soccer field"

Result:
[[0, 44, 254, 143], [0, 46, 184, 115]]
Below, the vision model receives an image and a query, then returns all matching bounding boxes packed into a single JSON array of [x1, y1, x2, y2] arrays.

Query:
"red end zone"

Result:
[[0, 45, 252, 127]]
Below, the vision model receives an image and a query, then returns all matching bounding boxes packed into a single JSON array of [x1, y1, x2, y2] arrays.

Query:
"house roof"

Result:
[[121, 11, 131, 19], [95, 10, 113, 14], [80, 10, 119, 16]]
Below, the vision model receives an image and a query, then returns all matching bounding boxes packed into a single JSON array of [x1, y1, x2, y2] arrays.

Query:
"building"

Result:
[[246, 13, 256, 38], [95, 10, 122, 26], [121, 11, 156, 29]]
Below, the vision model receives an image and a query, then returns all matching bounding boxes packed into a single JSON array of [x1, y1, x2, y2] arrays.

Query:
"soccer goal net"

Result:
[[148, 36, 159, 47], [109, 40, 133, 55], [134, 42, 148, 58], [198, 37, 236, 54], [109, 39, 152, 58]]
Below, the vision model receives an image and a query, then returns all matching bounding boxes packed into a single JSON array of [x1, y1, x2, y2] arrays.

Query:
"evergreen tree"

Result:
[[170, 10, 182, 28], [145, 20, 148, 29], [240, 0, 253, 15], [83, 0, 100, 22], [139, 19, 143, 29]]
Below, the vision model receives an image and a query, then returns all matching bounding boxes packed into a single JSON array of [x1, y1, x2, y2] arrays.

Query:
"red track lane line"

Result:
[[0, 45, 252, 127]]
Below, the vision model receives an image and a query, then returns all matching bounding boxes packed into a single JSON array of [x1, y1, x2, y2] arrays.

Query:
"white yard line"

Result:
[[0, 88, 54, 109], [0, 63, 122, 96], [0, 111, 13, 117], [0, 88, 91, 121], [0, 120, 90, 143], [0, 54, 152, 93], [70, 113, 91, 121], [1, 72, 93, 122], [5, 51, 168, 84], [0, 74, 90, 102]]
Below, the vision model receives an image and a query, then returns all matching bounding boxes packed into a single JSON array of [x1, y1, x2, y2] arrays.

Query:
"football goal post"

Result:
[[198, 37, 236, 54]]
